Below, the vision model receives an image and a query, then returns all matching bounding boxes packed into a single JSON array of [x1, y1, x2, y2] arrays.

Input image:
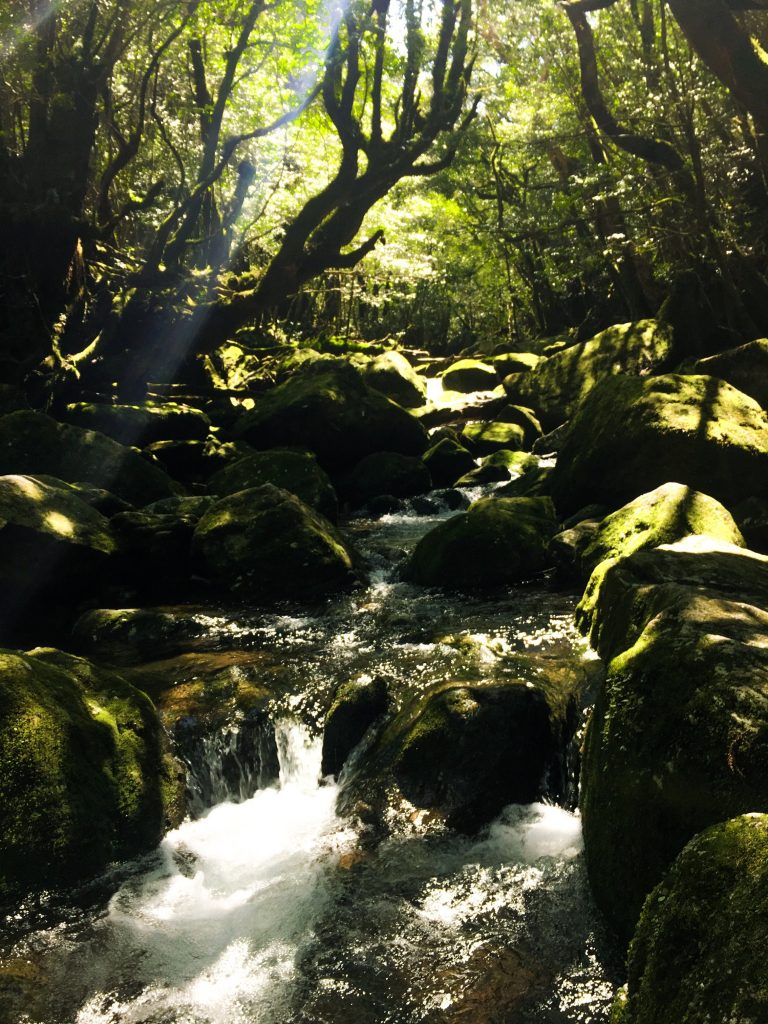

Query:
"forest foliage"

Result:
[[1, 0, 768, 395]]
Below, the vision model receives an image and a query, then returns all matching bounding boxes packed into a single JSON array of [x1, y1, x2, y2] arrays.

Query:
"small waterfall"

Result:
[[176, 711, 280, 817]]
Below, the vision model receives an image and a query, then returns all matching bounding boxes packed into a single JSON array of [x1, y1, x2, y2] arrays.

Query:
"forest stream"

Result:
[[1, 488, 621, 1024]]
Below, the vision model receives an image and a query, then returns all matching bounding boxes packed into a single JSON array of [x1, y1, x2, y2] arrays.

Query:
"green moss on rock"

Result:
[[620, 815, 768, 1023], [423, 437, 477, 487], [232, 361, 427, 471], [192, 483, 354, 597], [404, 495, 557, 589], [580, 594, 768, 942], [64, 401, 211, 446], [209, 449, 338, 521], [551, 374, 768, 515], [460, 420, 526, 454], [557, 482, 744, 582], [361, 351, 427, 408], [0, 648, 184, 900], [441, 358, 499, 393], [688, 338, 768, 410], [0, 411, 180, 506], [504, 319, 673, 430]]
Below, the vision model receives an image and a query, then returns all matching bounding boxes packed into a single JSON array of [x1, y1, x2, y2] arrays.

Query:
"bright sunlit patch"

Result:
[[44, 510, 75, 537]]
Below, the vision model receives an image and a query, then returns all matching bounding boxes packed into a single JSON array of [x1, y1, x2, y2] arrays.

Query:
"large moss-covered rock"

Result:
[[232, 361, 427, 471], [404, 495, 557, 589], [192, 483, 354, 597], [550, 374, 768, 515], [361, 351, 427, 408], [441, 358, 499, 393], [553, 482, 744, 582], [64, 401, 211, 446], [688, 338, 768, 409], [422, 436, 477, 487], [489, 351, 541, 375], [579, 551, 768, 941], [0, 411, 179, 506], [578, 536, 768, 662], [0, 648, 184, 900], [321, 675, 389, 778], [618, 814, 768, 1024], [460, 420, 526, 455], [504, 319, 673, 430], [339, 451, 431, 508], [208, 449, 338, 521], [0, 475, 117, 636]]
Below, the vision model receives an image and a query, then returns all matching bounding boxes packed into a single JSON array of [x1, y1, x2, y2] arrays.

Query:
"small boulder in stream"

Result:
[[441, 358, 499, 393], [339, 451, 431, 509], [321, 675, 389, 778], [404, 495, 557, 589], [361, 350, 427, 408], [422, 436, 477, 487], [192, 483, 355, 598]]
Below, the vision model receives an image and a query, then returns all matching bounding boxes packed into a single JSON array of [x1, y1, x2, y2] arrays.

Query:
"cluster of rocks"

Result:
[[2, 322, 768, 1022]]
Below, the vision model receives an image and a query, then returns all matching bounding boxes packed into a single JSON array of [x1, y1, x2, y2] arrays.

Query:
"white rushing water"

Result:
[[74, 723, 356, 1024]]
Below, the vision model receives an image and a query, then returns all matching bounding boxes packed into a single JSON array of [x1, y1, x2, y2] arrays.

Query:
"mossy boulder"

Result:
[[64, 401, 211, 445], [489, 351, 541, 375], [422, 437, 477, 487], [550, 374, 768, 515], [579, 546, 768, 941], [460, 420, 526, 455], [144, 439, 209, 486], [0, 648, 184, 900], [404, 495, 557, 589], [0, 410, 180, 506], [0, 475, 118, 636], [734, 496, 768, 553], [321, 675, 389, 778], [504, 319, 673, 430], [492, 404, 543, 447], [553, 482, 744, 582], [361, 350, 427, 408], [209, 449, 338, 521], [578, 536, 768, 663], [441, 358, 499, 393], [192, 483, 354, 598], [375, 680, 555, 832], [618, 814, 768, 1024], [339, 451, 431, 508], [232, 361, 428, 472], [688, 338, 768, 409], [34, 475, 134, 516], [111, 508, 200, 594]]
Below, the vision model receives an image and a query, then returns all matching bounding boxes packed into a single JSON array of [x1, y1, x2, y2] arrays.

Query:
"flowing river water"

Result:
[[1, 487, 622, 1024]]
